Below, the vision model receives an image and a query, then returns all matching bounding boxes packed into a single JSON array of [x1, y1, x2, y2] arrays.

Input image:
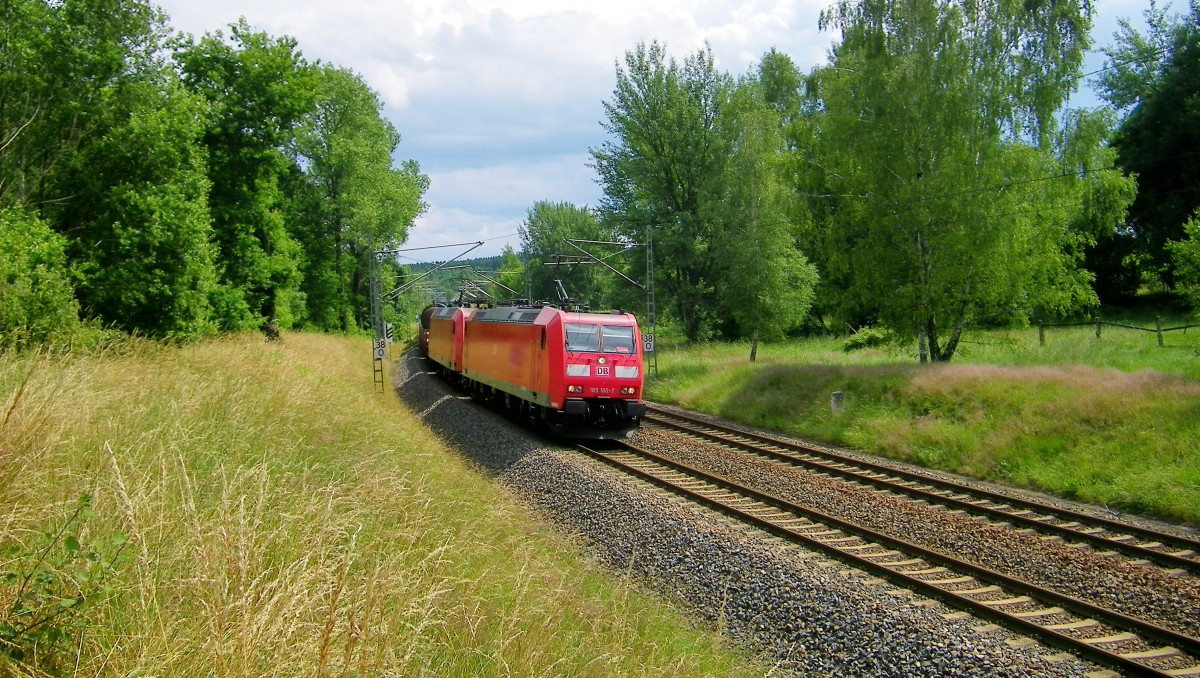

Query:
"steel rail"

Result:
[[644, 404, 1200, 575], [580, 441, 1200, 678]]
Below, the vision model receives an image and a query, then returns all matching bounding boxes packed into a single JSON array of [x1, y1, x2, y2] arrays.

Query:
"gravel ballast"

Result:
[[394, 351, 1098, 676], [632, 425, 1200, 640]]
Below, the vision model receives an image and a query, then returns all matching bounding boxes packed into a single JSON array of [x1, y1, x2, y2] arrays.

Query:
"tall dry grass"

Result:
[[1, 334, 762, 676]]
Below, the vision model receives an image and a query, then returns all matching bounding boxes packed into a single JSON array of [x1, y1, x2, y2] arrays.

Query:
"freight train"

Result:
[[421, 303, 647, 439]]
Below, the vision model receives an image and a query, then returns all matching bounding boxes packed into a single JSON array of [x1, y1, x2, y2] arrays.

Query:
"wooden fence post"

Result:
[[1038, 323, 1045, 346], [1095, 318, 1102, 339], [1156, 316, 1163, 347]]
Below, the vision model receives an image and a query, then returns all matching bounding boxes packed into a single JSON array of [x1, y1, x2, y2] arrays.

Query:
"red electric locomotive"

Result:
[[425, 306, 476, 372], [423, 303, 646, 439]]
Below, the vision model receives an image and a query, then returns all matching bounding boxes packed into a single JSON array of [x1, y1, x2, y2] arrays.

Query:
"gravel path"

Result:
[[394, 351, 1097, 676]]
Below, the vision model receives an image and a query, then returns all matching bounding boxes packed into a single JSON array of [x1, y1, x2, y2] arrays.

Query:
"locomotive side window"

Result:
[[564, 324, 600, 352], [601, 325, 635, 353]]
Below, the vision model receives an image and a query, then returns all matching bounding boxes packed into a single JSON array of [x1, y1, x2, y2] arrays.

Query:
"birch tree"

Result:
[[712, 79, 818, 361], [813, 0, 1114, 361]]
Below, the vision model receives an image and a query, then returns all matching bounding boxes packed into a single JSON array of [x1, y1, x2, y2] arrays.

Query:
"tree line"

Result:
[[5, 0, 1199, 364], [511, 0, 1200, 362], [1, 0, 427, 349]]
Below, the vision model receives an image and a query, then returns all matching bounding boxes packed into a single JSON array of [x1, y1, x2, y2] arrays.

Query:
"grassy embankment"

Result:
[[0, 334, 766, 677], [645, 323, 1200, 525]]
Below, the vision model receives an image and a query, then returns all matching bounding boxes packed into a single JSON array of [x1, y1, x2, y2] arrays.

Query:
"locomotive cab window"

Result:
[[564, 324, 600, 352], [600, 325, 635, 353]]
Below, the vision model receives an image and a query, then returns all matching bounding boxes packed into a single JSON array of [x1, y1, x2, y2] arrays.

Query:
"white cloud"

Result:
[[403, 155, 601, 260], [361, 65, 412, 109], [403, 207, 524, 263], [154, 0, 839, 261], [428, 156, 598, 210]]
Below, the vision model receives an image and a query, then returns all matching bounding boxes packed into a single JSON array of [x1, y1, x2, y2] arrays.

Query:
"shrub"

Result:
[[843, 326, 897, 352], [0, 496, 125, 673], [0, 205, 81, 349], [1168, 210, 1200, 312]]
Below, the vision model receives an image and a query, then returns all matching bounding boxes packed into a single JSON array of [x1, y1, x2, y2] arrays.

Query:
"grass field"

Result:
[[645, 323, 1200, 525], [0, 334, 766, 676]]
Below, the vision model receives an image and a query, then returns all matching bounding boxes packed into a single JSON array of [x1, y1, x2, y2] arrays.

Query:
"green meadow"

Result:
[[644, 323, 1200, 525]]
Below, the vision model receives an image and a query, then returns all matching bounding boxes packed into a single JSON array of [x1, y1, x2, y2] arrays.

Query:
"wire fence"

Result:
[[1037, 318, 1199, 347]]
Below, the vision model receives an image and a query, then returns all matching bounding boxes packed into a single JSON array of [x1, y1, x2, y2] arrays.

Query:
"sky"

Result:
[[154, 0, 1152, 264]]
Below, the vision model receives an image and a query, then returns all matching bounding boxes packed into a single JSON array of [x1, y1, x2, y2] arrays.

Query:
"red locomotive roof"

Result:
[[470, 306, 554, 324], [561, 310, 638, 325], [470, 306, 638, 327]]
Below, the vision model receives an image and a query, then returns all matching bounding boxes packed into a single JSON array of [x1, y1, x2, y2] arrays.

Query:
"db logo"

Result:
[[596, 366, 611, 376]]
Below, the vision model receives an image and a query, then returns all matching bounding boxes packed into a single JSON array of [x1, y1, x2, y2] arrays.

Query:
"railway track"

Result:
[[580, 440, 1200, 677], [643, 404, 1200, 577]]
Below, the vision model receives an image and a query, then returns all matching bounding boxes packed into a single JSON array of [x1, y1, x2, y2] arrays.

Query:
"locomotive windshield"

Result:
[[600, 325, 635, 353], [565, 323, 635, 354], [565, 324, 600, 352]]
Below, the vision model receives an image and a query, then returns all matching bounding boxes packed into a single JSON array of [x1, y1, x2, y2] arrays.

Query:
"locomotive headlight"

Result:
[[597, 357, 607, 365], [568, 385, 583, 393], [620, 387, 637, 395], [566, 364, 590, 377]]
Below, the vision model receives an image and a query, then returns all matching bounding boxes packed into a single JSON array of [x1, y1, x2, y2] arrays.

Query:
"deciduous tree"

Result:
[[1096, 0, 1178, 112], [812, 0, 1106, 361], [176, 19, 317, 331], [291, 65, 428, 331], [496, 245, 525, 301], [0, 206, 79, 348], [712, 78, 818, 360], [1, 0, 220, 338], [1169, 210, 1200, 309], [519, 201, 611, 306], [0, 0, 160, 205], [49, 76, 219, 338], [592, 41, 730, 340], [1101, 1, 1200, 286]]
